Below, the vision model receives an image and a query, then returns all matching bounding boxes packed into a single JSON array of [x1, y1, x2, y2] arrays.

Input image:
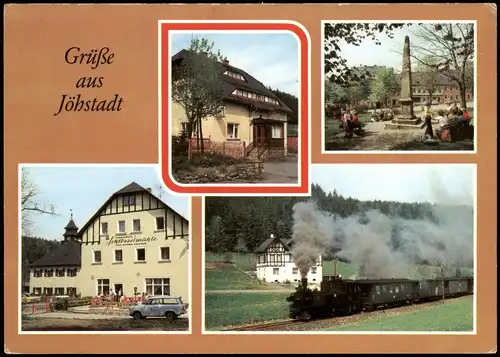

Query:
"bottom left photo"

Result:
[[19, 164, 191, 333]]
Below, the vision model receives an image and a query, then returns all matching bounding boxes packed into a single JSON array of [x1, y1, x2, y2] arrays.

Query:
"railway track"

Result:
[[226, 319, 302, 331]]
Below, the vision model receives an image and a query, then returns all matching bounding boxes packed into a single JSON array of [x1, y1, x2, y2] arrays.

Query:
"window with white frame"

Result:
[[273, 268, 279, 275], [56, 268, 65, 277], [93, 250, 102, 263], [311, 267, 317, 274], [292, 267, 298, 275], [114, 249, 123, 263], [66, 287, 77, 295], [43, 287, 54, 295], [227, 123, 239, 139], [67, 268, 77, 277], [145, 278, 170, 296], [133, 219, 141, 232], [55, 287, 65, 295], [101, 222, 108, 235], [180, 122, 188, 134], [118, 220, 126, 233], [156, 216, 165, 230], [159, 247, 170, 261], [44, 269, 54, 277], [33, 269, 42, 278], [97, 279, 110, 295], [217, 105, 226, 118], [33, 287, 42, 295], [271, 125, 282, 139], [136, 248, 146, 262]]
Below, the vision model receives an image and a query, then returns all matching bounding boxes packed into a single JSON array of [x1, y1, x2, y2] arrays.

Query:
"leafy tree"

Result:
[[324, 23, 410, 86], [171, 37, 226, 153], [407, 23, 475, 108], [22, 236, 60, 288], [369, 67, 399, 107]]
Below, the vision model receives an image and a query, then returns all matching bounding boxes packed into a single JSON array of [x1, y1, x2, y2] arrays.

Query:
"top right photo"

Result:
[[322, 21, 476, 153]]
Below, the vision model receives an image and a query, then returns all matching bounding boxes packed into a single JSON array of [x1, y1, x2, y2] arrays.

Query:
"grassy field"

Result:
[[323, 296, 474, 332], [205, 292, 290, 330]]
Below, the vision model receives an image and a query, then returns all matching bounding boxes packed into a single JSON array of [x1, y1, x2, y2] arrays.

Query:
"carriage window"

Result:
[[382, 285, 387, 292], [395, 286, 399, 293], [375, 286, 381, 294], [419, 282, 423, 289], [401, 285, 404, 291], [389, 286, 394, 293]]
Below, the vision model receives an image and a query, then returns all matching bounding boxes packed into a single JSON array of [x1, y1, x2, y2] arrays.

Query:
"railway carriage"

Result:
[[287, 274, 474, 321]]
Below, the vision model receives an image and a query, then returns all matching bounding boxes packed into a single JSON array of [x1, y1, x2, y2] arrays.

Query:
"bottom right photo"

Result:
[[203, 164, 476, 333]]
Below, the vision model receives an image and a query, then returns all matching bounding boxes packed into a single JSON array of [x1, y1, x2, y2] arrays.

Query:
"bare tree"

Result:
[[406, 23, 474, 108], [416, 56, 441, 104], [21, 168, 58, 235], [171, 36, 226, 154]]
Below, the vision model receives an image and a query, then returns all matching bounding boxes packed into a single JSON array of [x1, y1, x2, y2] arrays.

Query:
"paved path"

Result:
[[27, 311, 129, 320], [261, 155, 299, 183]]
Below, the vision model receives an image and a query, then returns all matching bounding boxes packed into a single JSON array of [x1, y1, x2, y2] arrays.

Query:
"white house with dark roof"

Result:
[[170, 49, 294, 159], [254, 234, 322, 286], [29, 217, 82, 296]]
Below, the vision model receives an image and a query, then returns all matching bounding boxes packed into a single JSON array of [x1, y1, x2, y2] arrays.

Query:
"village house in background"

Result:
[[171, 49, 294, 160], [254, 234, 322, 286], [349, 64, 474, 109], [28, 182, 190, 302]]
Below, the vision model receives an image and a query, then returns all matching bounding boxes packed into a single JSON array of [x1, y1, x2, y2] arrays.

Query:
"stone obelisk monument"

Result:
[[386, 35, 421, 128]]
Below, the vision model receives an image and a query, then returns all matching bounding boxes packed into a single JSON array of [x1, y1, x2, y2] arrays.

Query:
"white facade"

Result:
[[255, 237, 322, 288]]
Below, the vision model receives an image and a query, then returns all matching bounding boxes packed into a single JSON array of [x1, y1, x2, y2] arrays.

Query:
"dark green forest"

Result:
[[21, 236, 60, 284], [270, 88, 298, 125], [205, 183, 473, 261]]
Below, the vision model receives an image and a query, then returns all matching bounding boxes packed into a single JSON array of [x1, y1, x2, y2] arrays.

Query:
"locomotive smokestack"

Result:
[[301, 278, 308, 290]]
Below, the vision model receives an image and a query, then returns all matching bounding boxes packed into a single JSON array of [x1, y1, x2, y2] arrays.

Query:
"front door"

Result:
[[254, 125, 268, 147], [114, 284, 123, 299]]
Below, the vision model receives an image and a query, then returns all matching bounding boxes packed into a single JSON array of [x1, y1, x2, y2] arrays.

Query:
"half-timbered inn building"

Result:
[[171, 49, 294, 159], [254, 234, 322, 285], [28, 182, 190, 302]]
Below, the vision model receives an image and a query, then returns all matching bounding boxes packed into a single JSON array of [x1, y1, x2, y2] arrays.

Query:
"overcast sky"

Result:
[[311, 164, 475, 206], [23, 166, 189, 241], [171, 31, 299, 96]]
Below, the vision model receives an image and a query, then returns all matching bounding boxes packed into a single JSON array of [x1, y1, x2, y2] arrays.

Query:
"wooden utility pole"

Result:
[[440, 262, 445, 301], [333, 256, 337, 277]]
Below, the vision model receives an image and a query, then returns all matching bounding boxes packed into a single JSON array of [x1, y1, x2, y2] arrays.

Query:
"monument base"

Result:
[[385, 116, 422, 130]]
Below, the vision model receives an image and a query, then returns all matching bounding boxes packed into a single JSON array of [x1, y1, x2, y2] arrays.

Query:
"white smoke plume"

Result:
[[290, 174, 474, 280], [290, 201, 335, 278]]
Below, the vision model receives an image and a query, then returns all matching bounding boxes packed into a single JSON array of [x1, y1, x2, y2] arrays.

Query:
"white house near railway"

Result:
[[254, 234, 322, 286]]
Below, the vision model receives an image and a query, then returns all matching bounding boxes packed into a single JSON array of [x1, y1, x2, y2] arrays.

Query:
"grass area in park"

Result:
[[205, 292, 290, 330], [323, 296, 473, 332]]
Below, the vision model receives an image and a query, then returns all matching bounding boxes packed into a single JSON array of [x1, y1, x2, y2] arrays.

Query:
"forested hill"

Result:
[[270, 88, 298, 124], [205, 183, 473, 255], [22, 236, 60, 284]]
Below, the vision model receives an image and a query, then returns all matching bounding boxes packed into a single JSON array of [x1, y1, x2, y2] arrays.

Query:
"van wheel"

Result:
[[165, 311, 177, 322], [133, 312, 142, 320]]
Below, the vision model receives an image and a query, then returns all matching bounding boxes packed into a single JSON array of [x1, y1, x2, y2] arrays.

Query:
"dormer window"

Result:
[[233, 89, 280, 105], [224, 70, 246, 81]]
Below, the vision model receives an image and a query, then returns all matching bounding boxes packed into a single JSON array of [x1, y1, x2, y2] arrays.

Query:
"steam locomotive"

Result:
[[286, 275, 474, 321]]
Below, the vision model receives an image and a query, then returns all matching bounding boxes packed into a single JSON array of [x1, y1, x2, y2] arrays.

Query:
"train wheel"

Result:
[[300, 311, 311, 321]]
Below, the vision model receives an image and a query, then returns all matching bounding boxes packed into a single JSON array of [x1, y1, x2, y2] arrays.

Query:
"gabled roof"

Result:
[[30, 240, 81, 268], [77, 182, 188, 236], [172, 49, 293, 114], [254, 236, 293, 254]]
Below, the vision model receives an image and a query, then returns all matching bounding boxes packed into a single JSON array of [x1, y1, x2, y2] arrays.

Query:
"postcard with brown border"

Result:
[[3, 3, 497, 355]]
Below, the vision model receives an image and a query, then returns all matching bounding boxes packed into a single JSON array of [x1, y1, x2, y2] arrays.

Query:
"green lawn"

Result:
[[323, 296, 473, 332], [205, 270, 271, 291], [205, 292, 291, 330]]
